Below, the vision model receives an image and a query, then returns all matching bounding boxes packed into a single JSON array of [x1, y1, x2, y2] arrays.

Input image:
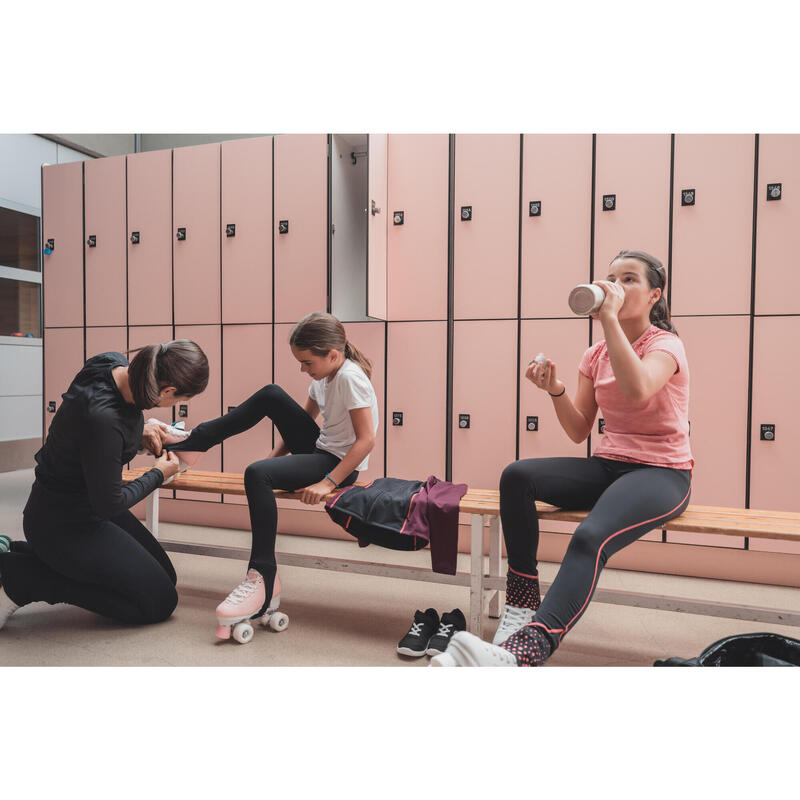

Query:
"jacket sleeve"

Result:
[[80, 412, 163, 519]]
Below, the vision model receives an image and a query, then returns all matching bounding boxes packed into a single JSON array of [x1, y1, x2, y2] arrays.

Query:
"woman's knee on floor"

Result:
[[135, 579, 178, 625]]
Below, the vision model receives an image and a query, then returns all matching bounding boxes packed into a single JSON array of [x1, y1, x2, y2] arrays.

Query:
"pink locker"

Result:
[[594, 135, 671, 278], [173, 144, 221, 325], [755, 135, 800, 315], [173, 325, 222, 502], [453, 135, 520, 320], [84, 156, 127, 327], [128, 326, 174, 497], [43, 328, 84, 437], [274, 135, 328, 324], [85, 327, 127, 359], [127, 149, 173, 326], [386, 322, 447, 480], [367, 134, 388, 320], [518, 319, 589, 461], [222, 324, 273, 505], [521, 135, 593, 319], [452, 320, 517, 490], [386, 135, 449, 321], [42, 162, 83, 328], [222, 137, 273, 324], [670, 135, 754, 316], [749, 316, 800, 554], [665, 316, 748, 548]]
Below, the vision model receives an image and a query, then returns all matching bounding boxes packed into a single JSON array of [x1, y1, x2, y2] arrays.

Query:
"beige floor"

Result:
[[1, 467, 798, 667]]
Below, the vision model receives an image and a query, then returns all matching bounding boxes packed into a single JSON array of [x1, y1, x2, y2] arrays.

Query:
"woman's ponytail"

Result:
[[613, 249, 678, 336], [127, 340, 209, 409]]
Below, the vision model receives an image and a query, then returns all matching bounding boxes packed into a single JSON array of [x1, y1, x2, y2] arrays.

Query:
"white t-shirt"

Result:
[[308, 359, 379, 471]]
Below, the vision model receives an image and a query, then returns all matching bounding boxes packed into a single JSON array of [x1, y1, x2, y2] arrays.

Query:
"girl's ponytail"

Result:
[[344, 340, 373, 380]]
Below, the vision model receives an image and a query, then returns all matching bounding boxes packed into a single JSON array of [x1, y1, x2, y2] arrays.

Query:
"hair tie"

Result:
[[160, 343, 168, 355]]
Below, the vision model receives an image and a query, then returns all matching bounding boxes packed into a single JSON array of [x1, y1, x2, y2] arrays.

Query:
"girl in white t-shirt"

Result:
[[166, 312, 379, 640]]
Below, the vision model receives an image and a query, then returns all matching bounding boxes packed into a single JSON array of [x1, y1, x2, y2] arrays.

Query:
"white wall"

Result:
[[0, 340, 42, 442]]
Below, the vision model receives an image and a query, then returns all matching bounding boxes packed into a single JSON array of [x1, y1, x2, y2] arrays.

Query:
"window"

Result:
[[0, 277, 41, 337], [0, 206, 41, 272]]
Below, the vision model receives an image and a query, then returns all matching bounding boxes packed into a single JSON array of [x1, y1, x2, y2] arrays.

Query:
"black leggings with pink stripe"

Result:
[[500, 456, 691, 654]]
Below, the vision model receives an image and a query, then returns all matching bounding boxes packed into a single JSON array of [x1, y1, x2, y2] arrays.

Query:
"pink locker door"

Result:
[[386, 135, 449, 321], [386, 322, 447, 480], [749, 316, 800, 554], [521, 135, 593, 319], [173, 144, 221, 325], [452, 320, 517, 490], [42, 162, 83, 328], [671, 135, 754, 316], [367, 134, 388, 320], [127, 149, 173, 326], [518, 319, 589, 461], [43, 328, 84, 438], [274, 135, 328, 324], [666, 316, 748, 548], [128, 326, 174, 497], [222, 324, 273, 504], [453, 135, 520, 320], [755, 135, 800, 315], [222, 137, 273, 324], [173, 325, 222, 502], [85, 327, 127, 359], [594, 135, 671, 278], [84, 156, 127, 327]]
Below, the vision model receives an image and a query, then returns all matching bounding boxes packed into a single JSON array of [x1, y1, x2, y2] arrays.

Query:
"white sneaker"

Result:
[[430, 631, 518, 667], [492, 604, 536, 645], [0, 587, 19, 630]]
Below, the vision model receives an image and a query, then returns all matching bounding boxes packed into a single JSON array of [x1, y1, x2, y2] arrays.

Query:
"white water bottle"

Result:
[[568, 284, 605, 315]]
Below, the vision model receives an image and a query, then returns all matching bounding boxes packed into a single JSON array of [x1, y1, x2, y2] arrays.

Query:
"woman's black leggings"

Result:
[[500, 456, 691, 652], [168, 385, 358, 601], [0, 483, 178, 624]]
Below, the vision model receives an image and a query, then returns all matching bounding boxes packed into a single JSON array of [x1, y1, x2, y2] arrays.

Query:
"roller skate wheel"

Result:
[[232, 622, 254, 644], [269, 612, 289, 632]]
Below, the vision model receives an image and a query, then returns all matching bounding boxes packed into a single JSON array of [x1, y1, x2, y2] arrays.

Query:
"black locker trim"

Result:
[[587, 134, 596, 459], [667, 134, 675, 309], [515, 134, 524, 461], [327, 134, 333, 314], [169, 149, 176, 497], [81, 161, 87, 363], [364, 135, 369, 318], [40, 164, 45, 442], [383, 320, 388, 478], [219, 144, 225, 482], [272, 136, 276, 450], [445, 134, 456, 482]]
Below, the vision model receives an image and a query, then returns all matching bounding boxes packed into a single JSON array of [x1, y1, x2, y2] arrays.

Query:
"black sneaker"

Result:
[[426, 608, 467, 656], [397, 608, 439, 657]]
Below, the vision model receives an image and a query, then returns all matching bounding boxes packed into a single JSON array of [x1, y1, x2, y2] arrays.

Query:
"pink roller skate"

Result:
[[215, 569, 289, 644], [147, 418, 203, 483]]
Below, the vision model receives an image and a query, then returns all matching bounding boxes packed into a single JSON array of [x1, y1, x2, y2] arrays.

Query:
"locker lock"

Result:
[[767, 183, 782, 201], [461, 206, 472, 221], [392, 412, 403, 426], [130, 231, 140, 245], [393, 211, 404, 226], [179, 404, 188, 418], [458, 413, 470, 429], [529, 201, 541, 217], [602, 195, 616, 211], [44, 238, 55, 255], [681, 189, 696, 206], [176, 227, 186, 241], [526, 416, 539, 432], [760, 424, 775, 441], [279, 220, 289, 234], [598, 418, 606, 434], [226, 224, 236, 238], [47, 401, 56, 413], [87, 235, 97, 248]]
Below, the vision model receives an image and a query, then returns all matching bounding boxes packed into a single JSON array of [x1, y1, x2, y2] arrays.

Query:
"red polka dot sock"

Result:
[[500, 623, 552, 667], [506, 568, 541, 611]]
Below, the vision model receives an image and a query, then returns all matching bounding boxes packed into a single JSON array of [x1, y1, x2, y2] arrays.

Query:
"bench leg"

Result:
[[469, 513, 484, 639], [488, 515, 502, 619], [145, 490, 160, 539]]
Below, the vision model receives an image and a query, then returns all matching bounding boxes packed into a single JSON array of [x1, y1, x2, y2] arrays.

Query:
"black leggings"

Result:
[[168, 384, 358, 603], [0, 483, 178, 624], [500, 456, 691, 651]]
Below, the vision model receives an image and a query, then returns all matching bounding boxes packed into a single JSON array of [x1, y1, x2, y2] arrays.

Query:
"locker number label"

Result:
[[179, 405, 189, 418], [48, 401, 56, 413], [459, 414, 471, 429], [598, 418, 606, 434], [392, 412, 403, 426], [760, 424, 775, 441], [526, 416, 539, 432]]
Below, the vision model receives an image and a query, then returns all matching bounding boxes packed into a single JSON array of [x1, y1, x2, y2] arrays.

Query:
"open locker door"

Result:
[[367, 134, 388, 320]]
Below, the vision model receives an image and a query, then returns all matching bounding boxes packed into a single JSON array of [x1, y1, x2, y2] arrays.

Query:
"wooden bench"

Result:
[[123, 468, 800, 637]]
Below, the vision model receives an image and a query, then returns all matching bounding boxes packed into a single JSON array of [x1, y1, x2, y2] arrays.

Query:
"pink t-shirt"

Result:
[[578, 325, 694, 470]]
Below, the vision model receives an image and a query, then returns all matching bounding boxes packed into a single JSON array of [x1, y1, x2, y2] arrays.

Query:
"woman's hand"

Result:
[[300, 479, 337, 505], [525, 353, 564, 396], [141, 419, 168, 456], [591, 279, 625, 321], [154, 451, 180, 482]]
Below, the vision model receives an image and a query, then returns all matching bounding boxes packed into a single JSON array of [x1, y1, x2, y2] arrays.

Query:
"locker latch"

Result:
[[130, 232, 140, 245], [767, 183, 782, 201], [526, 416, 538, 431], [176, 228, 187, 241], [279, 220, 289, 234], [87, 235, 97, 248], [598, 418, 606, 434], [392, 412, 403, 426], [226, 224, 236, 238], [460, 206, 472, 221], [681, 189, 696, 206], [393, 211, 404, 226], [602, 195, 616, 211], [459, 414, 470, 429], [179, 404, 188, 418], [47, 401, 56, 413], [370, 200, 381, 216], [44, 238, 55, 255], [529, 201, 541, 217], [760, 424, 775, 441]]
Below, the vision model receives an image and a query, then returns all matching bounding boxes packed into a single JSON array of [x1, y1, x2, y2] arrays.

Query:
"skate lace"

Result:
[[225, 576, 261, 606], [498, 604, 532, 633]]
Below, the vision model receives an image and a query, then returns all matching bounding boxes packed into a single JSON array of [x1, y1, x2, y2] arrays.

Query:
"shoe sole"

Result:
[[397, 646, 428, 657]]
